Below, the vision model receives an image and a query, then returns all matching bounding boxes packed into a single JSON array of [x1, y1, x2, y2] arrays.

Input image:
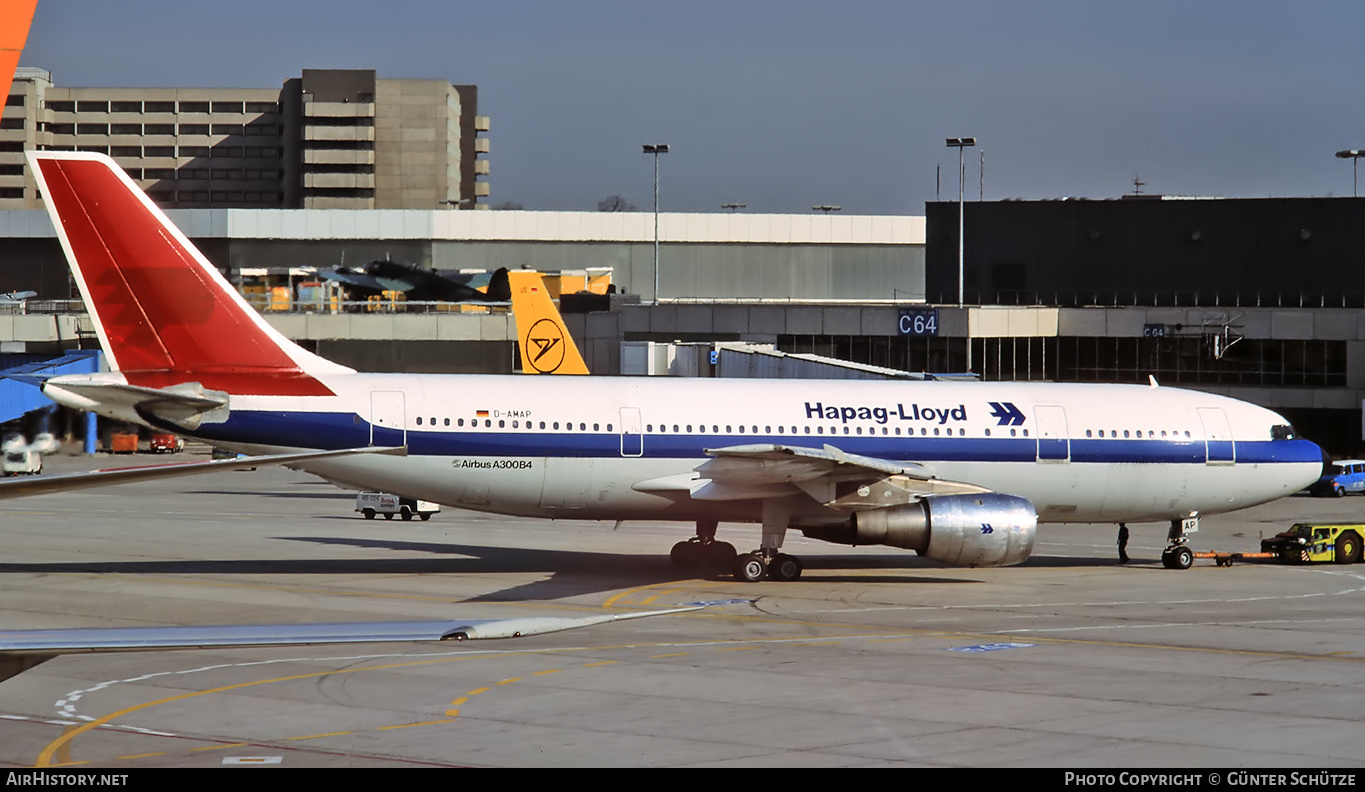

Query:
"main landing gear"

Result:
[[670, 520, 738, 572], [734, 550, 803, 583], [669, 501, 806, 582], [1161, 516, 1199, 570]]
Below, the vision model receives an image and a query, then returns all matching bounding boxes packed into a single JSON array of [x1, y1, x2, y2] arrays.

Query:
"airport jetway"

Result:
[[713, 343, 973, 380], [622, 340, 977, 381]]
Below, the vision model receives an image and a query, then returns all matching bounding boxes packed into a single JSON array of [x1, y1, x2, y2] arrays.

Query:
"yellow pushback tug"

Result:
[[1195, 524, 1364, 567]]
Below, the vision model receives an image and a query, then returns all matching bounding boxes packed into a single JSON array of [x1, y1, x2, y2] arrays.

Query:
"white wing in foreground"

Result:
[[0, 605, 711, 683], [0, 446, 407, 500]]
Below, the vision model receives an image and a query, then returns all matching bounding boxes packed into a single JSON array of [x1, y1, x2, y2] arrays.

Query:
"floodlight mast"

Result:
[[947, 137, 976, 372], [1336, 150, 1363, 198], [643, 144, 670, 303]]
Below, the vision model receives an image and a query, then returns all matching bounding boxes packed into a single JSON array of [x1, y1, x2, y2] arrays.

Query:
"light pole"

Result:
[[946, 138, 976, 306], [643, 144, 669, 303], [947, 137, 976, 372], [1336, 150, 1363, 197]]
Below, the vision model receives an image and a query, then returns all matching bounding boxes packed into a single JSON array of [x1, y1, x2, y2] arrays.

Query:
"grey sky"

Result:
[[21, 1, 1365, 213]]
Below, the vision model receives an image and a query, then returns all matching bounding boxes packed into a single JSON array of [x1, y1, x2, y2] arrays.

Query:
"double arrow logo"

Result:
[[987, 401, 1026, 426]]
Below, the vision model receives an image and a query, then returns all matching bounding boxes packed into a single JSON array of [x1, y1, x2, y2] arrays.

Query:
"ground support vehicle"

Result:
[[2, 443, 40, 476], [1188, 523, 1363, 567], [1259, 523, 1363, 564], [355, 491, 440, 521], [1307, 460, 1365, 497], [149, 433, 183, 453]]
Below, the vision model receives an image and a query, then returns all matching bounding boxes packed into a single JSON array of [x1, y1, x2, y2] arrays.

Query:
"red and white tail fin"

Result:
[[29, 151, 352, 396]]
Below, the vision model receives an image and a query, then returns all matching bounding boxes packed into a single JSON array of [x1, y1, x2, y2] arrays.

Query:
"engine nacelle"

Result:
[[803, 493, 1037, 567]]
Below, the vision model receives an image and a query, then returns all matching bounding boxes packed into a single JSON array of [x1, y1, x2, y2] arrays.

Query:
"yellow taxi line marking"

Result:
[[651, 653, 689, 658], [191, 743, 247, 752], [37, 651, 547, 766], [116, 753, 166, 760], [285, 731, 352, 741], [602, 583, 700, 610], [377, 719, 457, 731]]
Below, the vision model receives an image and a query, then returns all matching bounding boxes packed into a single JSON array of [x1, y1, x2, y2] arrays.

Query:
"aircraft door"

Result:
[[370, 390, 407, 447], [1035, 405, 1070, 462], [619, 407, 643, 457], [1198, 407, 1235, 465]]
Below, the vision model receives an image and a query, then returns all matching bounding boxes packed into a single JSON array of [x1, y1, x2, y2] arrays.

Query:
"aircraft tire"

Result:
[[736, 553, 767, 583], [769, 554, 802, 581], [704, 541, 737, 569], [1335, 531, 1362, 564], [1167, 546, 1193, 570], [670, 541, 703, 568]]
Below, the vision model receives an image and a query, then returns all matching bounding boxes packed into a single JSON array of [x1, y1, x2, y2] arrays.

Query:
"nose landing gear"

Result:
[[1161, 516, 1199, 569]]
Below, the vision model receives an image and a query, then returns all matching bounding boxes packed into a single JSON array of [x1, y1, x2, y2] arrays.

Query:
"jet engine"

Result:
[[802, 493, 1037, 567]]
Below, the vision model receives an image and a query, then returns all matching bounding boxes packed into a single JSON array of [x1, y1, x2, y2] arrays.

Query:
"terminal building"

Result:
[[1, 67, 489, 211]]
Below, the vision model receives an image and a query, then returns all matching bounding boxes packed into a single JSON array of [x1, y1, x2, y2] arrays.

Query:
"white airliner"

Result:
[[10, 151, 1327, 580]]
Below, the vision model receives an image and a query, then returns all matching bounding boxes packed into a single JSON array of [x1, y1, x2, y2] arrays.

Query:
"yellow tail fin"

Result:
[[507, 270, 590, 375]]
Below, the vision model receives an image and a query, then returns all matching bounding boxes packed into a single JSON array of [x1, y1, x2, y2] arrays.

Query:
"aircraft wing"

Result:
[[0, 446, 407, 500], [663, 443, 989, 504], [0, 605, 707, 683]]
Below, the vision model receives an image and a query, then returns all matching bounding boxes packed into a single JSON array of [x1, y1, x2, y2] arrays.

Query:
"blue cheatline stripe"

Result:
[[188, 410, 1325, 467]]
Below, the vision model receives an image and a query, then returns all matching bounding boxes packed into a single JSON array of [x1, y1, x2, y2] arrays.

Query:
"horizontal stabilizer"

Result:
[[0, 445, 407, 500], [42, 375, 230, 428]]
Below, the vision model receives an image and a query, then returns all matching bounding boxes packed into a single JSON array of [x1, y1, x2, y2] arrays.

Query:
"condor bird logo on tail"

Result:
[[526, 318, 566, 373]]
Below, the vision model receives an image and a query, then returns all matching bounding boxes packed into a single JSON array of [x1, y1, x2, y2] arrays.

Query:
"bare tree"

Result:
[[597, 195, 636, 212]]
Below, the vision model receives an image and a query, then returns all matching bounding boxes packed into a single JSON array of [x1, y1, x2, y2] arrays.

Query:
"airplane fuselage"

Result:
[[81, 373, 1321, 527]]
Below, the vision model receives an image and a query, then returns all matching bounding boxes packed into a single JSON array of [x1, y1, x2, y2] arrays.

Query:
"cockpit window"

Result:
[[1271, 424, 1296, 440]]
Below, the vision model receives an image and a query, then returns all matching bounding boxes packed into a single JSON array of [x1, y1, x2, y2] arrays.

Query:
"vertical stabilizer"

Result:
[[507, 270, 589, 375], [29, 152, 353, 395], [0, 1, 37, 114]]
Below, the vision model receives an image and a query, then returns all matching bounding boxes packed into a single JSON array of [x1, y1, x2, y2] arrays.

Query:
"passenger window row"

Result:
[[414, 416, 614, 432], [1083, 430, 1193, 439], [398, 417, 1197, 441]]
